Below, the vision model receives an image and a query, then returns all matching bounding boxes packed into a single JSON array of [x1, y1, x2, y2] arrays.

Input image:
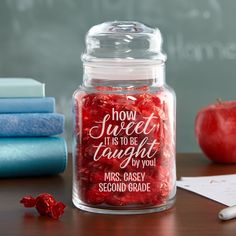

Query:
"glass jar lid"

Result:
[[82, 21, 166, 63]]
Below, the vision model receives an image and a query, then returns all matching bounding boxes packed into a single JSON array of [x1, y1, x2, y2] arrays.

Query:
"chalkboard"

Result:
[[0, 0, 235, 152]]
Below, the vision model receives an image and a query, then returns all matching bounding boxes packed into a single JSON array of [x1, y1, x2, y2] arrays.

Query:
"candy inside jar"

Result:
[[72, 21, 176, 214]]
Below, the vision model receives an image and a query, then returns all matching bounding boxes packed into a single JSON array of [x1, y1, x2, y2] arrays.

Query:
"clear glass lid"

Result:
[[82, 21, 166, 63]]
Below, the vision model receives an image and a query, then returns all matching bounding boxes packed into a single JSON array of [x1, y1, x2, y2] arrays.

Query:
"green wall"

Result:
[[0, 0, 235, 152]]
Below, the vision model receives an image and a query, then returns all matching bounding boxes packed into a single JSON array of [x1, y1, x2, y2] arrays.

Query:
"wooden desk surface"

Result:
[[1, 153, 236, 236]]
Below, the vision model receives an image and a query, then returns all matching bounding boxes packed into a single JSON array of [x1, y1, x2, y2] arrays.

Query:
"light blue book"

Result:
[[0, 78, 45, 97]]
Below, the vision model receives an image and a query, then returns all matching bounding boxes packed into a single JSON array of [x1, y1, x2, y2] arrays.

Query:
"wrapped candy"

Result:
[[20, 193, 66, 219]]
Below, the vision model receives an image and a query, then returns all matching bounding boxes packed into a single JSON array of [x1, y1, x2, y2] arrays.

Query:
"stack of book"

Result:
[[0, 78, 67, 177]]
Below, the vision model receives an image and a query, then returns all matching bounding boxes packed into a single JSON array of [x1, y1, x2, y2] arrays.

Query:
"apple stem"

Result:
[[216, 98, 222, 104]]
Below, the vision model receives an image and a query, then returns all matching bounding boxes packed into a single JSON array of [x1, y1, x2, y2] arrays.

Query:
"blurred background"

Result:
[[0, 0, 235, 152]]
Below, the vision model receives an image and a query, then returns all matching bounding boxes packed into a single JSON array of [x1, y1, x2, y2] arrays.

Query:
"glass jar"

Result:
[[72, 21, 176, 214]]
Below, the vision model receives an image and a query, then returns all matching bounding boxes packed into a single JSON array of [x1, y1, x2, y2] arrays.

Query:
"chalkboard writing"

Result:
[[167, 34, 236, 61]]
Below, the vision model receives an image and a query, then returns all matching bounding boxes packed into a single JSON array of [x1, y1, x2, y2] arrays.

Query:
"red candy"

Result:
[[74, 86, 175, 207], [35, 193, 57, 216], [20, 193, 66, 219]]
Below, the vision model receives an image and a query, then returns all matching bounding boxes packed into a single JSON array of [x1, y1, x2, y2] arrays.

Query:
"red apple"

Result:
[[195, 100, 236, 163]]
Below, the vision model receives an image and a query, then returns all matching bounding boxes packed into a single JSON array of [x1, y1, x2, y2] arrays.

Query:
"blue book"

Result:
[[0, 137, 67, 177], [0, 97, 55, 113], [0, 113, 64, 137]]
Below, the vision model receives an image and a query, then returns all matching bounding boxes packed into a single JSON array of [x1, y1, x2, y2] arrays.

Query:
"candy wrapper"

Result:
[[20, 193, 66, 220]]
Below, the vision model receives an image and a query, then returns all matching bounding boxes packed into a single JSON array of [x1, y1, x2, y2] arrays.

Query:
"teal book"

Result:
[[0, 137, 67, 177]]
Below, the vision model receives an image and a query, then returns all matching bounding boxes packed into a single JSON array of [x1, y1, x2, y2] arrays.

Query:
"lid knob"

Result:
[[82, 21, 166, 62]]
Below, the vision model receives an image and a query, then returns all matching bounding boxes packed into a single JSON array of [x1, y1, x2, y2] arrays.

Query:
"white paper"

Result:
[[177, 174, 236, 206], [180, 174, 236, 182]]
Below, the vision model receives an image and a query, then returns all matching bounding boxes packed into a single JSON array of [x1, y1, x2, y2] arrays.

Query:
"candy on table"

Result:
[[0, 113, 64, 137], [20, 193, 66, 220], [0, 97, 55, 113], [0, 137, 67, 177], [0, 78, 45, 97]]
